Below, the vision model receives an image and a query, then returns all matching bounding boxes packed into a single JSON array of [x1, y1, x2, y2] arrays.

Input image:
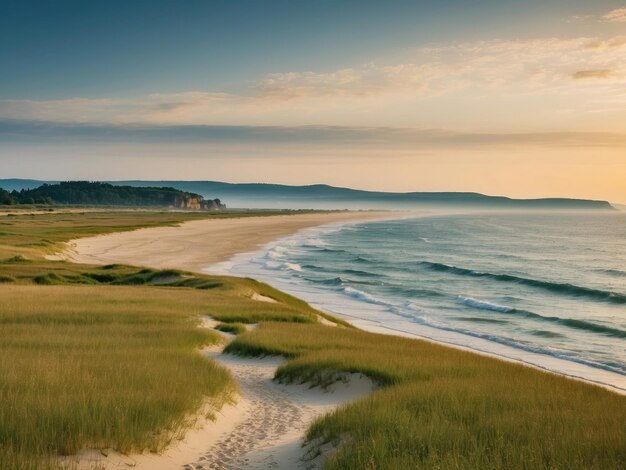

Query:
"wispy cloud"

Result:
[[568, 8, 626, 23], [571, 69, 614, 80], [603, 8, 626, 22], [0, 35, 624, 129]]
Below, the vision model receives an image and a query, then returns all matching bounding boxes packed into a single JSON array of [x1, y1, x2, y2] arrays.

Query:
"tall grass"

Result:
[[0, 210, 335, 469], [0, 285, 237, 469], [228, 322, 626, 469]]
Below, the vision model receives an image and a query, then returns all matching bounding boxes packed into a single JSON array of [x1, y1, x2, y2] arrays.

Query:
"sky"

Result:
[[1, 0, 625, 202]]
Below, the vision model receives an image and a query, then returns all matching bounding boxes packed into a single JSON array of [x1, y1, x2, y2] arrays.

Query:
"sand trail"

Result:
[[64, 322, 373, 470], [192, 324, 373, 470]]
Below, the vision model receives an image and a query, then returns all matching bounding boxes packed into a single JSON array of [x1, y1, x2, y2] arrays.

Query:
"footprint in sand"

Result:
[[191, 354, 315, 470]]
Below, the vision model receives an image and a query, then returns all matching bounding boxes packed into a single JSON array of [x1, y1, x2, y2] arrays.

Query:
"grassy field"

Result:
[[0, 209, 333, 470], [1, 209, 625, 469], [227, 322, 626, 469], [0, 285, 231, 469]]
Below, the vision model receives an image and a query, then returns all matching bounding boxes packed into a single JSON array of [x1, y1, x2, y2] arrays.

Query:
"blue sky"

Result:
[[1, 0, 622, 98], [1, 1, 625, 201]]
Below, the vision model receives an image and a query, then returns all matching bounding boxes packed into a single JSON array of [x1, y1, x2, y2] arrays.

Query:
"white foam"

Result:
[[457, 295, 513, 313]]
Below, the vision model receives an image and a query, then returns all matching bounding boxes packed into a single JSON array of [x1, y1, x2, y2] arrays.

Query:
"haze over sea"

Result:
[[211, 211, 626, 393]]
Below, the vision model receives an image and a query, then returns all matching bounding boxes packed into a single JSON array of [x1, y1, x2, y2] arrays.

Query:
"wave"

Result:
[[454, 316, 510, 324], [312, 247, 347, 254], [343, 268, 379, 277], [597, 268, 626, 277], [260, 259, 302, 273], [388, 286, 446, 299], [342, 286, 396, 308], [286, 263, 302, 272], [530, 330, 566, 338], [458, 296, 513, 313], [406, 314, 626, 376], [370, 296, 626, 376], [422, 261, 626, 304], [457, 295, 626, 338], [318, 277, 344, 286]]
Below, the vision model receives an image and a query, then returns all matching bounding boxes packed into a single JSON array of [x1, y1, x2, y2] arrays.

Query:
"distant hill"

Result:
[[0, 179, 45, 192], [0, 181, 225, 210], [0, 179, 615, 211]]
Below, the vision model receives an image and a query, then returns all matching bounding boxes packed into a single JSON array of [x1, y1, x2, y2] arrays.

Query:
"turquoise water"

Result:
[[217, 212, 626, 391]]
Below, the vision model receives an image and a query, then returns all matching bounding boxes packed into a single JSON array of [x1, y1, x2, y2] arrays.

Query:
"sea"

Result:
[[207, 211, 626, 393]]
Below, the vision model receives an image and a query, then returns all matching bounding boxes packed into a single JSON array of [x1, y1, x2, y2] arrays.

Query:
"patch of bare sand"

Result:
[[196, 352, 373, 470], [250, 292, 278, 303]]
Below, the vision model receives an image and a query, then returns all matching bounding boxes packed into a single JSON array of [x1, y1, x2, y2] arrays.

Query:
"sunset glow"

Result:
[[1, 1, 625, 201]]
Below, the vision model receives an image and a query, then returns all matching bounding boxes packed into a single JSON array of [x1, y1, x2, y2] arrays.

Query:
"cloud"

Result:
[[571, 69, 614, 80], [567, 15, 595, 24], [1, 120, 625, 149], [0, 35, 624, 128], [603, 8, 626, 22]]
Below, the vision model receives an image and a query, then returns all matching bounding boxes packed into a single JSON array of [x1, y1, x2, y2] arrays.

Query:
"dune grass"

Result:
[[0, 285, 233, 470], [0, 209, 334, 469], [227, 322, 626, 469], [0, 278, 332, 470]]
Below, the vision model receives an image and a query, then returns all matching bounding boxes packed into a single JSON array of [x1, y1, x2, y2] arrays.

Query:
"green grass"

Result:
[[227, 322, 626, 469], [0, 285, 233, 470]]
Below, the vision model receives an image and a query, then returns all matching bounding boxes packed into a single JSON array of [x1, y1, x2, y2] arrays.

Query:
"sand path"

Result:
[[191, 323, 373, 470], [63, 321, 373, 470]]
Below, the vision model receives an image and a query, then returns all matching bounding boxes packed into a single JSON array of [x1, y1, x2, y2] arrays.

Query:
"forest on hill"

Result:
[[0, 181, 224, 209]]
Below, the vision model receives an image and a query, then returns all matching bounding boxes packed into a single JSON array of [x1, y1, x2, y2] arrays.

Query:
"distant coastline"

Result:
[[1, 178, 615, 211]]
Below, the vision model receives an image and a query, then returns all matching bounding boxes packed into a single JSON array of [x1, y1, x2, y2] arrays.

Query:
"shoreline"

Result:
[[61, 210, 626, 395], [205, 216, 626, 396], [58, 211, 401, 271]]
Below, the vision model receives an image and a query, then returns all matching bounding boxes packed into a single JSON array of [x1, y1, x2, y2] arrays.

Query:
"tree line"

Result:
[[0, 181, 222, 208]]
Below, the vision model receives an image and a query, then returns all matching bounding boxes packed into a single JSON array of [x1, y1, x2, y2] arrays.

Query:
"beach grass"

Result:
[[227, 322, 626, 469], [0, 285, 234, 470], [0, 209, 334, 469]]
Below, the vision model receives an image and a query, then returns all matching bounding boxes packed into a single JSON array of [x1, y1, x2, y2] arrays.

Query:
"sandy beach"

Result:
[[59, 211, 395, 272]]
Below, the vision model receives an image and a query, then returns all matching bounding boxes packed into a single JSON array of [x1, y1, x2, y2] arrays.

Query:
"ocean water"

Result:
[[208, 212, 626, 392]]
